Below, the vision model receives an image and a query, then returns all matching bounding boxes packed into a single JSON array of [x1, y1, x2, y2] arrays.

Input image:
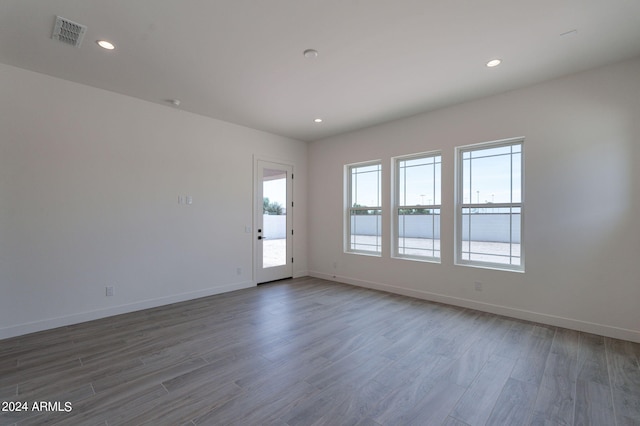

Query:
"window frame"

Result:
[[392, 151, 442, 262], [455, 137, 525, 272], [345, 160, 383, 256]]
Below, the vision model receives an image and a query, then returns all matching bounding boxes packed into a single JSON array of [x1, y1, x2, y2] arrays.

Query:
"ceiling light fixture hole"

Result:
[[303, 49, 319, 59]]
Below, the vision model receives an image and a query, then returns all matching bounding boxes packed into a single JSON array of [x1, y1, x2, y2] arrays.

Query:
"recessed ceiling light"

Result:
[[304, 49, 319, 59], [314, 118, 323, 123], [96, 40, 115, 50], [486, 59, 502, 67]]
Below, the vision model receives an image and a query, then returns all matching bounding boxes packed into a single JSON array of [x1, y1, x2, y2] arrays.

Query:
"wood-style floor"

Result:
[[1, 276, 639, 426]]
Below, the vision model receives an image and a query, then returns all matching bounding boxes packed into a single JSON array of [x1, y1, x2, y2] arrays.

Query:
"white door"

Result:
[[255, 160, 293, 283]]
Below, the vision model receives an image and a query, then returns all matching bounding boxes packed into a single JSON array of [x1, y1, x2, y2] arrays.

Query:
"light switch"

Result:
[[186, 196, 193, 205]]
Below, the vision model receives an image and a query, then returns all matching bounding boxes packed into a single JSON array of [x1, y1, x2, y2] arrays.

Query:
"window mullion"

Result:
[[456, 139, 523, 271], [467, 155, 472, 260], [392, 153, 441, 262], [346, 162, 382, 255]]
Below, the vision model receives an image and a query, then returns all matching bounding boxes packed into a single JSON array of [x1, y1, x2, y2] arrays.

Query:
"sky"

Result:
[[263, 178, 287, 207], [351, 146, 521, 207], [262, 145, 522, 211]]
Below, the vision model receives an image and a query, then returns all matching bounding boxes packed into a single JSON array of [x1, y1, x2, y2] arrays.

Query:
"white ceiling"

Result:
[[2, 1, 640, 142]]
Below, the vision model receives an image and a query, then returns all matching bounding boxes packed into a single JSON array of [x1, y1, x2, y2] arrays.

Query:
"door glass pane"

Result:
[[263, 168, 287, 268]]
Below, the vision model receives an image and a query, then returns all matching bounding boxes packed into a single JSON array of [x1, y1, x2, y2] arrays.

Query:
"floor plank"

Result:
[[0, 277, 638, 425], [450, 354, 517, 425]]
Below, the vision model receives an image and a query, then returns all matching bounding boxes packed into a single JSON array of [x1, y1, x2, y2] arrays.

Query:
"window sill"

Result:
[[392, 255, 441, 264], [345, 250, 382, 257], [454, 261, 524, 273]]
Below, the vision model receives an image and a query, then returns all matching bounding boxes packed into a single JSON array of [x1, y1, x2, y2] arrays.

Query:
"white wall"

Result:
[[308, 56, 640, 342], [0, 63, 308, 339]]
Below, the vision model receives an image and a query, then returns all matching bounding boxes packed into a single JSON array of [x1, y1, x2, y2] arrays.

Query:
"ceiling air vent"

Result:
[[51, 16, 87, 48]]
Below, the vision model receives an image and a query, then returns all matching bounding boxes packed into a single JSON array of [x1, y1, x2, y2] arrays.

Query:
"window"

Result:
[[456, 138, 523, 271], [394, 152, 441, 261], [346, 162, 382, 254]]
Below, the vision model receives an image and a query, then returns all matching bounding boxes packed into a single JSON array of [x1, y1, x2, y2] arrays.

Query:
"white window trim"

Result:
[[454, 137, 525, 272], [345, 160, 383, 256], [392, 151, 442, 263]]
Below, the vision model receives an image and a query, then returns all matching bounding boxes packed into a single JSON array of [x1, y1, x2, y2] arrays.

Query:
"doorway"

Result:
[[255, 160, 293, 283]]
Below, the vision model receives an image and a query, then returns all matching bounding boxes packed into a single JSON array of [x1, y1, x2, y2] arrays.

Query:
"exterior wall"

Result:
[[351, 214, 519, 243], [263, 215, 287, 239]]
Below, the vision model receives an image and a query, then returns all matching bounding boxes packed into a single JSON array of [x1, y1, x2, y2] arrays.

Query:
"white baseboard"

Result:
[[309, 271, 640, 343], [293, 270, 309, 279], [0, 280, 255, 340]]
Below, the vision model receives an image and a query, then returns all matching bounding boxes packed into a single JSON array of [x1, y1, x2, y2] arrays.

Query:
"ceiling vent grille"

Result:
[[52, 16, 87, 47]]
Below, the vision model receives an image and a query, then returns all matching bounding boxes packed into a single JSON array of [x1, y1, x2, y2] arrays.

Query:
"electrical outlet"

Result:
[[236, 267, 242, 275], [474, 282, 483, 292], [106, 286, 114, 297]]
